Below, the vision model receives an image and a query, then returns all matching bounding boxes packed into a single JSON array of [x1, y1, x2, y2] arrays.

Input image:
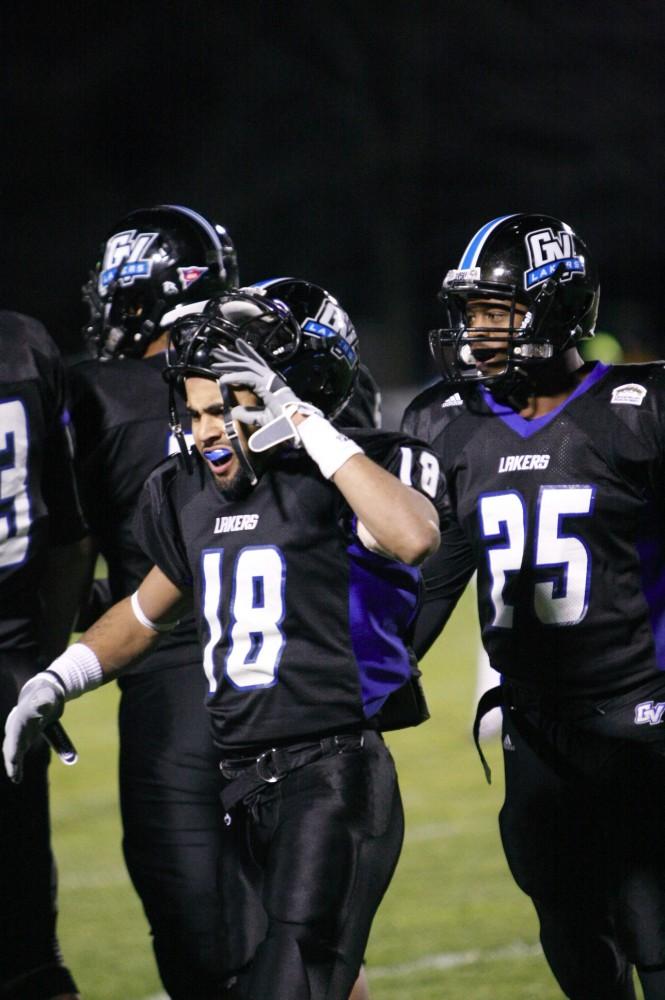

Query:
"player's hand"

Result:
[[212, 339, 301, 417], [3, 672, 65, 783], [211, 339, 321, 452]]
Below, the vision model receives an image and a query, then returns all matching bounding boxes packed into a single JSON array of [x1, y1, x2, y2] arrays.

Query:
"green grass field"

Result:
[[50, 590, 639, 999]]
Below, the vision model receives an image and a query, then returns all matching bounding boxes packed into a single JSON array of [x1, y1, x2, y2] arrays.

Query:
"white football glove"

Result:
[[3, 672, 65, 783], [211, 340, 321, 452]]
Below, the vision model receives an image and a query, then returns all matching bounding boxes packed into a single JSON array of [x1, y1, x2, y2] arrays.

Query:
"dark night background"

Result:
[[3, 2, 664, 417]]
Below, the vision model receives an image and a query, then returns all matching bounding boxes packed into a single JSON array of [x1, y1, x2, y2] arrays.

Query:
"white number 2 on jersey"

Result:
[[479, 485, 595, 628], [201, 546, 286, 692], [0, 400, 32, 568]]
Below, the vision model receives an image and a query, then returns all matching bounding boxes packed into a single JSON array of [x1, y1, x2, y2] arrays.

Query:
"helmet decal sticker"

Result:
[[178, 265, 209, 290], [523, 227, 585, 289], [99, 230, 159, 290]]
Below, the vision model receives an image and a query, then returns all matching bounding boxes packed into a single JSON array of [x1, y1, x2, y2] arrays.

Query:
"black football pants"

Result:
[[118, 661, 226, 1000], [498, 678, 665, 1000], [219, 729, 404, 1000], [0, 653, 78, 999]]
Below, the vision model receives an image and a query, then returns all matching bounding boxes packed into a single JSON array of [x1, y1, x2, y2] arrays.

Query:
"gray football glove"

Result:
[[211, 339, 321, 452], [3, 672, 65, 783]]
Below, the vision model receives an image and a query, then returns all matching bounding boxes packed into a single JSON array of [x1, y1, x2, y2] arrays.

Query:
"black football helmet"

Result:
[[429, 213, 600, 389], [245, 278, 359, 416], [163, 282, 360, 478], [82, 204, 239, 359], [164, 279, 359, 418]]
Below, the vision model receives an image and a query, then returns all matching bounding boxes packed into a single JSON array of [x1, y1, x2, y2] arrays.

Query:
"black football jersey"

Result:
[[0, 312, 87, 650], [404, 362, 665, 698], [68, 355, 387, 675], [134, 429, 448, 750], [68, 352, 199, 671]]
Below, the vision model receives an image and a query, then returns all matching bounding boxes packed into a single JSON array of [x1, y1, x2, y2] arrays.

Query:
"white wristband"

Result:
[[131, 591, 178, 633], [296, 414, 364, 479], [48, 643, 104, 700]]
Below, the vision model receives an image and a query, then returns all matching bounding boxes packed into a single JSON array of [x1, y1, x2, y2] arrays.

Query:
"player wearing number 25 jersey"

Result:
[[4, 284, 444, 1000], [405, 358, 665, 698], [404, 214, 665, 1000], [0, 312, 87, 1000]]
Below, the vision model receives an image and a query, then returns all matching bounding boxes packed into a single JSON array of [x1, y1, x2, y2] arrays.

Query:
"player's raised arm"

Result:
[[213, 338, 440, 565], [3, 565, 186, 782], [315, 444, 440, 565]]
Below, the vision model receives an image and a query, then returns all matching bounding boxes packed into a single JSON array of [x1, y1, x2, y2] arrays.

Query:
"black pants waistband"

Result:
[[219, 730, 371, 813]]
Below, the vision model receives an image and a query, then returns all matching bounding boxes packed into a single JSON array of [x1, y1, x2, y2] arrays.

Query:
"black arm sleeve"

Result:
[[40, 342, 87, 544], [412, 515, 476, 658]]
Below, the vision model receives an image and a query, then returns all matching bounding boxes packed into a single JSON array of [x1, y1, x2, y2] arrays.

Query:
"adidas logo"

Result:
[[503, 734, 515, 751], [441, 392, 463, 408]]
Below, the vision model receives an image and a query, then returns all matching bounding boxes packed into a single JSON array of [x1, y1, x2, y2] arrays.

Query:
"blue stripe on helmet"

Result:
[[248, 277, 293, 288], [161, 204, 224, 265], [459, 215, 517, 269]]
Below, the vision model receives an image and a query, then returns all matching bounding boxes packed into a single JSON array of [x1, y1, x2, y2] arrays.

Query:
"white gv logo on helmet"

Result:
[[100, 230, 158, 290], [523, 227, 585, 290]]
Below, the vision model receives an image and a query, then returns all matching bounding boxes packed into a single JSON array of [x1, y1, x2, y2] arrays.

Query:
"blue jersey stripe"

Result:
[[459, 215, 516, 268]]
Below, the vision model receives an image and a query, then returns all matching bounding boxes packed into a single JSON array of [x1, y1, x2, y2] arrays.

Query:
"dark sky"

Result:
[[3, 2, 664, 386]]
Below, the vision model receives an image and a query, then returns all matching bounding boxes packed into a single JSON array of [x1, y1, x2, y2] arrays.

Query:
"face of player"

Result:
[[465, 298, 527, 377], [185, 377, 259, 497]]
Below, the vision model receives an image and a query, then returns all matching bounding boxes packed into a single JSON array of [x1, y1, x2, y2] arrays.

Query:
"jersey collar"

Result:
[[479, 361, 610, 439]]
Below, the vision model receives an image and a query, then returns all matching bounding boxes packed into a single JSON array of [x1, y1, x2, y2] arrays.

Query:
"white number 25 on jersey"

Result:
[[479, 485, 595, 628]]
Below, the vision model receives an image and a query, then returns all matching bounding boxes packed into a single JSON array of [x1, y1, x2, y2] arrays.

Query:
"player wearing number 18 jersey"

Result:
[[5, 285, 444, 1000], [404, 214, 665, 1000], [71, 226, 386, 998]]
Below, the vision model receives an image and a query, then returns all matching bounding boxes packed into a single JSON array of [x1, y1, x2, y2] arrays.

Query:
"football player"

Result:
[[71, 206, 380, 999], [70, 204, 240, 1000], [57, 282, 438, 998], [403, 213, 665, 1000], [0, 311, 89, 999]]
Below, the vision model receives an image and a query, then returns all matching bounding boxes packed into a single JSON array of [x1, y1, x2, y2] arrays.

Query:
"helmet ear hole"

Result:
[[83, 205, 238, 360]]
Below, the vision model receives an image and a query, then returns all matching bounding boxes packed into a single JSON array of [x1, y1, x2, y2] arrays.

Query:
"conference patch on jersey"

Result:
[[178, 265, 209, 290], [611, 383, 647, 406], [100, 230, 159, 289], [523, 227, 585, 290]]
